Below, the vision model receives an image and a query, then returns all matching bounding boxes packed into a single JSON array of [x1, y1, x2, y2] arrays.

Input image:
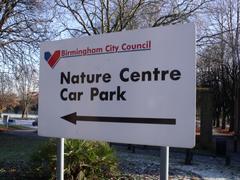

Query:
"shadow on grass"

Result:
[[0, 133, 49, 179], [0, 124, 33, 131]]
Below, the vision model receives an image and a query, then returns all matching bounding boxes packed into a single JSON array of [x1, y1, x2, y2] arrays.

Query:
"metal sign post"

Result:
[[57, 138, 64, 180], [160, 146, 169, 180]]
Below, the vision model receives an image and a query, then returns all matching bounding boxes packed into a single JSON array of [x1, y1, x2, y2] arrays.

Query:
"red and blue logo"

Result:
[[44, 50, 61, 69]]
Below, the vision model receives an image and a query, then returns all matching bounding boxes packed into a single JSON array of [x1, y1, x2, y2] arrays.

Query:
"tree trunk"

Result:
[[21, 104, 29, 119], [213, 117, 216, 127], [222, 117, 226, 129], [214, 109, 220, 127], [21, 108, 26, 119], [234, 83, 239, 134], [238, 86, 240, 132], [222, 111, 226, 129], [199, 88, 213, 149], [216, 117, 220, 128], [185, 149, 193, 165], [229, 110, 235, 132]]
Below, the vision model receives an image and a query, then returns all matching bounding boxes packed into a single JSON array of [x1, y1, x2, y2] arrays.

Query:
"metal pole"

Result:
[[160, 146, 169, 180], [57, 138, 64, 180]]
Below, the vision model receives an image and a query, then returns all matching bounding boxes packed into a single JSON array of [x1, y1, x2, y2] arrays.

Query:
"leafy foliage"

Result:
[[30, 139, 119, 180], [29, 139, 56, 179]]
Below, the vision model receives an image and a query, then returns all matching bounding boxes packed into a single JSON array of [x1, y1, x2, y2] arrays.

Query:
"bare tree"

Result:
[[0, 0, 55, 117], [0, 0, 54, 68], [197, 0, 240, 134], [54, 0, 209, 37], [14, 65, 38, 118], [0, 70, 18, 116]]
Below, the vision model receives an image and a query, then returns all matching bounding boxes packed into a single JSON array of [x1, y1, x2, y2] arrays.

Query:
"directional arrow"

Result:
[[61, 112, 176, 125]]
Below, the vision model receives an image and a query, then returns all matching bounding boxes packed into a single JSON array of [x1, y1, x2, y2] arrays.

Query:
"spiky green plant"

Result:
[[29, 139, 119, 180]]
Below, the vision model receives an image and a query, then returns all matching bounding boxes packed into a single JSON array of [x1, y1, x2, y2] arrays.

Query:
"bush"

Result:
[[29, 139, 57, 179], [30, 139, 119, 179]]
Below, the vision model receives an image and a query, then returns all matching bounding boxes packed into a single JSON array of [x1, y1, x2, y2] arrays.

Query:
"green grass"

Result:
[[0, 133, 49, 179], [0, 124, 33, 130], [0, 134, 47, 162]]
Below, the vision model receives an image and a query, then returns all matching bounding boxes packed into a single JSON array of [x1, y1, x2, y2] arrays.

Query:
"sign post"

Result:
[[39, 23, 196, 178], [57, 138, 64, 180], [160, 146, 169, 180]]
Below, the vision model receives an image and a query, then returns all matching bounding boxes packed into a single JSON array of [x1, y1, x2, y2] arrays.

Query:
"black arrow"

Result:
[[61, 112, 176, 125]]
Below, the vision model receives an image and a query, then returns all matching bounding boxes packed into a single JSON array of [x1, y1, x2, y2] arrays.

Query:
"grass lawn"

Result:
[[0, 133, 49, 179], [0, 134, 47, 162], [0, 124, 33, 131]]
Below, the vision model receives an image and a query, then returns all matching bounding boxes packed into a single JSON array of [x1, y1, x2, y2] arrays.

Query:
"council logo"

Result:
[[44, 50, 61, 69]]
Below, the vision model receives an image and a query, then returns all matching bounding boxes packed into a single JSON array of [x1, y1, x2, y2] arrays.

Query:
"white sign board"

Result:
[[39, 23, 196, 148]]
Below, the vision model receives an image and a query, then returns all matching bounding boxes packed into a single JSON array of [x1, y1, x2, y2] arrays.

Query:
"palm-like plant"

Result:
[[30, 139, 119, 180]]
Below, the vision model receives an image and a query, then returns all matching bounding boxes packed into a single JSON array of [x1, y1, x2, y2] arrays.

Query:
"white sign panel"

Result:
[[39, 23, 196, 148]]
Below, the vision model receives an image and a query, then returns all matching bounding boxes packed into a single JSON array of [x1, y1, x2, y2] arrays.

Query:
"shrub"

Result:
[[29, 139, 57, 179], [29, 139, 119, 179]]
